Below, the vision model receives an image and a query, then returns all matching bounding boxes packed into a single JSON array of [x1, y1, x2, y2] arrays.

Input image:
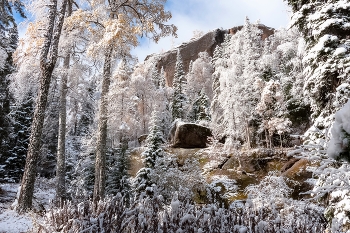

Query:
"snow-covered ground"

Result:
[[0, 179, 56, 233], [0, 183, 33, 233], [0, 210, 33, 233]]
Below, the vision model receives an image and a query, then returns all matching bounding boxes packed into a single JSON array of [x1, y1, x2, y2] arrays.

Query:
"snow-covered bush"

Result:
[[37, 194, 129, 233], [328, 99, 350, 161], [150, 155, 208, 203], [39, 189, 326, 233], [245, 172, 326, 232], [133, 110, 166, 196]]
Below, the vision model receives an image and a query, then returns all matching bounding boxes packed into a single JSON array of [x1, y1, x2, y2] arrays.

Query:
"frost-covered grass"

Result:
[[37, 186, 326, 233]]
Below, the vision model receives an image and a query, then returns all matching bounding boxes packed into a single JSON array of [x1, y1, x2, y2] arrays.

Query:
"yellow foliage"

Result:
[[13, 20, 46, 66], [63, 0, 177, 58]]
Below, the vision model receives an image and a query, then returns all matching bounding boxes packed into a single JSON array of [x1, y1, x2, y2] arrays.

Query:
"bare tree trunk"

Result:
[[246, 120, 251, 149], [55, 0, 72, 205], [269, 134, 272, 148], [55, 54, 70, 203], [142, 94, 146, 134], [280, 134, 283, 148], [93, 49, 112, 206], [16, 0, 68, 213]]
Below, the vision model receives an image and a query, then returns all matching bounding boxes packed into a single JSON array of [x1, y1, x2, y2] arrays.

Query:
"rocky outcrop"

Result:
[[169, 122, 212, 148], [228, 24, 274, 40], [146, 24, 274, 86], [281, 158, 313, 199], [147, 30, 218, 86]]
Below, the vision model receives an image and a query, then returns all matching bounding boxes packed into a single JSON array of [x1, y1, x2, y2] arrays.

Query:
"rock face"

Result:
[[145, 24, 274, 86], [148, 30, 217, 87], [228, 24, 274, 40], [169, 122, 212, 148]]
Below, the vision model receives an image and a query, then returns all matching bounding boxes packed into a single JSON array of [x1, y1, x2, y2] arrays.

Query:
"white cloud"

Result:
[[132, 0, 291, 62]]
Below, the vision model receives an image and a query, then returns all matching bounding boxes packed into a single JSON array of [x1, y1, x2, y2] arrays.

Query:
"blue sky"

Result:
[[15, 0, 291, 62], [132, 0, 291, 62]]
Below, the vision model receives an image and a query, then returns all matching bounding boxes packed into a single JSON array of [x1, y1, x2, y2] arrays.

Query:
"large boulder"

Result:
[[169, 122, 212, 148]]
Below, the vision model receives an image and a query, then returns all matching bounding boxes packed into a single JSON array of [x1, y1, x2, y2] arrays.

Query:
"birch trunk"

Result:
[[55, 0, 72, 205], [16, 0, 68, 213], [93, 49, 112, 206]]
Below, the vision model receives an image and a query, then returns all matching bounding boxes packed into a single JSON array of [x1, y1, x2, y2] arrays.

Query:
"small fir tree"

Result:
[[106, 146, 131, 199], [72, 152, 95, 199], [189, 90, 210, 123], [159, 66, 166, 88], [76, 83, 96, 137], [151, 63, 160, 88], [134, 111, 164, 195], [171, 50, 187, 121]]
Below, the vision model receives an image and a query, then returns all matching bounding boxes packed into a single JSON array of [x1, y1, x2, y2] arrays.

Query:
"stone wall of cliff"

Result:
[[145, 24, 274, 86]]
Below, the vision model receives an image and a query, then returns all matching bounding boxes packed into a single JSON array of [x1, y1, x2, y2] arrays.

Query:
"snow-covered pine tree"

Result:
[[189, 90, 210, 123], [109, 59, 134, 147], [76, 82, 96, 137], [77, 152, 95, 199], [106, 147, 131, 200], [197, 91, 210, 122], [171, 49, 187, 121], [0, 71, 13, 182], [217, 18, 262, 148], [2, 93, 34, 183], [256, 79, 287, 147], [159, 66, 166, 88], [134, 110, 164, 196], [151, 63, 160, 88], [0, 0, 24, 183], [210, 33, 233, 140], [288, 0, 350, 116]]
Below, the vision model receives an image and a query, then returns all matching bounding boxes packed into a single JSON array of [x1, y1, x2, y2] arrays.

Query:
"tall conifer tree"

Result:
[[171, 49, 187, 121]]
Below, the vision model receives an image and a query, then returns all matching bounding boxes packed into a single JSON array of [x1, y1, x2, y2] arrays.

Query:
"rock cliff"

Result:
[[144, 24, 274, 86]]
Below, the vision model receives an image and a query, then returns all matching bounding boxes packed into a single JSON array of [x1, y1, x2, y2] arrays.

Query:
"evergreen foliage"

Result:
[[106, 147, 131, 199], [0, 72, 12, 182], [214, 18, 262, 147], [2, 94, 34, 183], [151, 63, 160, 88], [288, 0, 350, 116], [159, 66, 166, 88], [0, 0, 24, 183], [76, 83, 96, 137], [171, 50, 187, 121], [189, 90, 210, 122], [71, 152, 95, 200], [134, 111, 164, 195]]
